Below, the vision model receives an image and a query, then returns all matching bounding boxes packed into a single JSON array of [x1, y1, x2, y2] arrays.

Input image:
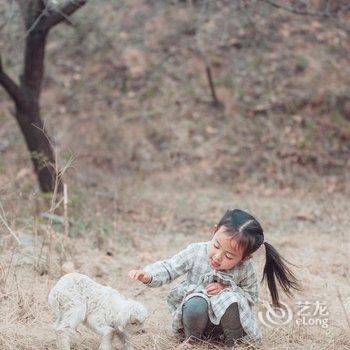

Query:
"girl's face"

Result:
[[208, 225, 245, 270]]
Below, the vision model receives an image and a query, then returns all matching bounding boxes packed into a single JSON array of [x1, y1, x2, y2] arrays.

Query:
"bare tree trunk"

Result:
[[18, 30, 59, 192], [16, 101, 58, 193], [0, 0, 86, 192]]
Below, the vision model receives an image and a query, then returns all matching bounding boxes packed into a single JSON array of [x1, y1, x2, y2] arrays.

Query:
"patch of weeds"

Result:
[[54, 241, 65, 255], [41, 213, 65, 233], [284, 97, 309, 114], [222, 75, 235, 89], [256, 38, 271, 50], [146, 125, 171, 151], [96, 221, 114, 239], [70, 218, 92, 238], [250, 56, 264, 70], [331, 111, 350, 128], [35, 191, 56, 211], [69, 215, 115, 241], [0, 158, 4, 174], [324, 44, 339, 55], [62, 148, 75, 163], [225, 135, 236, 146], [298, 138, 307, 150], [134, 11, 148, 25], [72, 16, 95, 47], [295, 55, 309, 73], [303, 118, 317, 142], [139, 85, 160, 101], [68, 188, 85, 214], [183, 81, 198, 99], [209, 53, 223, 67], [31, 151, 49, 170], [305, 118, 317, 131], [236, 88, 245, 102]]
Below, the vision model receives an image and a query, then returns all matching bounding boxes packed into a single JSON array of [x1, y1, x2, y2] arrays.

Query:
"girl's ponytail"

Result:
[[216, 209, 301, 307], [262, 242, 301, 307]]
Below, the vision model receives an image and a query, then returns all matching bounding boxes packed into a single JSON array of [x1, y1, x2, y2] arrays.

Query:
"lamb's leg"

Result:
[[115, 329, 134, 350], [56, 330, 72, 350], [54, 306, 86, 350], [86, 314, 115, 350], [97, 327, 115, 350]]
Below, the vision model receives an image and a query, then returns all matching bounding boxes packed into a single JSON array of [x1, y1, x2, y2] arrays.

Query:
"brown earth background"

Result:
[[0, 1, 349, 349]]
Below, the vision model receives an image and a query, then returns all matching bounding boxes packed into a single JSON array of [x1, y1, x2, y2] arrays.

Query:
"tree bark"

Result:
[[0, 0, 86, 192], [16, 103, 58, 193], [17, 30, 61, 193]]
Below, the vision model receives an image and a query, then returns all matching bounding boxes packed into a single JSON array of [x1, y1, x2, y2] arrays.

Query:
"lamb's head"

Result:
[[125, 300, 149, 334]]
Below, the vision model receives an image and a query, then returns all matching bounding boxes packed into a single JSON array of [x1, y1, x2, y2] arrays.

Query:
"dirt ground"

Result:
[[0, 174, 349, 350], [0, 1, 349, 349]]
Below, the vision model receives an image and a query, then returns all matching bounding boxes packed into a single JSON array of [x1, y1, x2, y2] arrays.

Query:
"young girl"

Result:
[[128, 209, 300, 347]]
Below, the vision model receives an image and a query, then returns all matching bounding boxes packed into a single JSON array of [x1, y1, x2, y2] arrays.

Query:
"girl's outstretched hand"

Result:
[[206, 282, 227, 295], [128, 269, 152, 284]]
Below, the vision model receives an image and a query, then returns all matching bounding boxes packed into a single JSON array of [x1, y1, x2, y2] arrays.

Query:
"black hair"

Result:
[[217, 209, 301, 307]]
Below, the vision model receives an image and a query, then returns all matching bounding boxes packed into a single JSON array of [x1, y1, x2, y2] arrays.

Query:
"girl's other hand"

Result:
[[128, 269, 152, 283], [206, 282, 227, 295]]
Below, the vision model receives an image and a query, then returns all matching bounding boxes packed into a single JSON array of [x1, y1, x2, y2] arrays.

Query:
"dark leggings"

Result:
[[182, 296, 246, 346]]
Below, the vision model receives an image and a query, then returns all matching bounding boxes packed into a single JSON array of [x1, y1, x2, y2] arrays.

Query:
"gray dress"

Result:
[[144, 241, 262, 344]]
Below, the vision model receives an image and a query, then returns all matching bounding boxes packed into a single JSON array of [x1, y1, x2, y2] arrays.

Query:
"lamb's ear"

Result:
[[129, 314, 138, 323], [117, 325, 125, 333]]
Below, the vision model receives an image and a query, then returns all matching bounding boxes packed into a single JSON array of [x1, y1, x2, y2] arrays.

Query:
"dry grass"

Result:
[[0, 2, 349, 349], [0, 174, 349, 350]]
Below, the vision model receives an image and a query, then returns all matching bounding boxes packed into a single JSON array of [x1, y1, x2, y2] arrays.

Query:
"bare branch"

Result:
[[50, 6, 75, 27], [43, 0, 87, 30], [25, 4, 49, 36], [264, 0, 331, 18], [0, 56, 22, 105], [16, 0, 47, 32], [205, 65, 221, 108], [0, 203, 21, 245]]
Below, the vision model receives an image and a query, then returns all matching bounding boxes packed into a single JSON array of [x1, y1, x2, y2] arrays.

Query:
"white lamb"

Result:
[[48, 272, 149, 350]]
